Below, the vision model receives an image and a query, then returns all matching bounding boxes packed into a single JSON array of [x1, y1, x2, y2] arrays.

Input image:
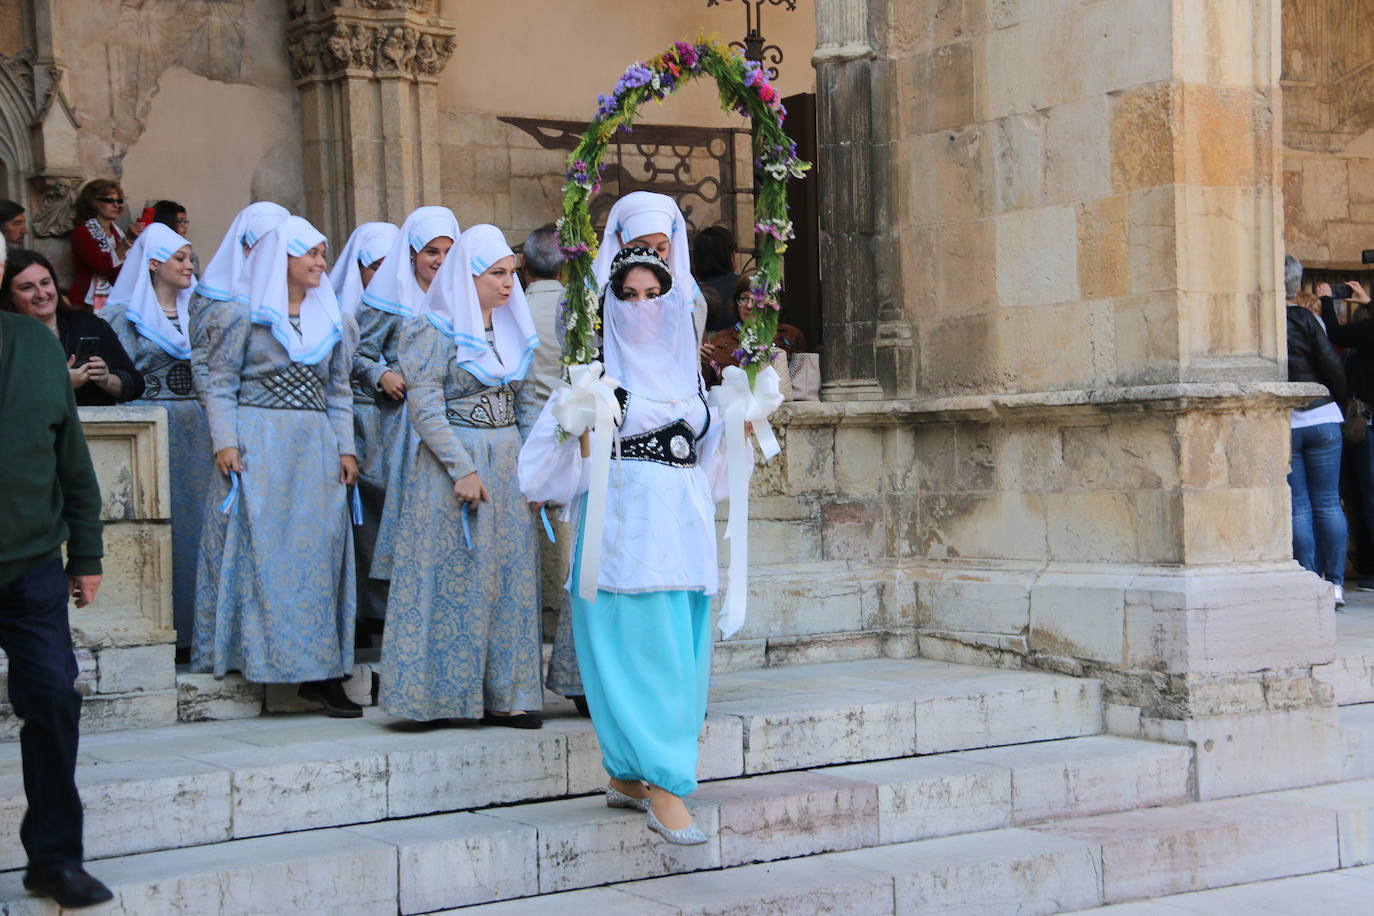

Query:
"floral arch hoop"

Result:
[[556, 37, 810, 385]]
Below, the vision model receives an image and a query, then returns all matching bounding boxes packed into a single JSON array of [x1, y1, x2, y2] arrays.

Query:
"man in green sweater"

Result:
[[0, 237, 114, 908]]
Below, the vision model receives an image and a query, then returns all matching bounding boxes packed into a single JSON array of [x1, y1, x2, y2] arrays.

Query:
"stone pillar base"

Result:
[[913, 557, 1339, 798]]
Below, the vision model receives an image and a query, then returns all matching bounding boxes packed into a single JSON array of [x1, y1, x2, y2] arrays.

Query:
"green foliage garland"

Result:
[[556, 36, 810, 384]]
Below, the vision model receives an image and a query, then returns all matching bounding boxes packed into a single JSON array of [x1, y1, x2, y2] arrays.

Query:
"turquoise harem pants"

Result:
[[571, 581, 713, 797]]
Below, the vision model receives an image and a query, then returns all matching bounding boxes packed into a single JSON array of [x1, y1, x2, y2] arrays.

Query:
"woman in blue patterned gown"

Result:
[[380, 223, 544, 726], [352, 206, 460, 585], [193, 215, 362, 717], [331, 220, 400, 627], [100, 223, 211, 646]]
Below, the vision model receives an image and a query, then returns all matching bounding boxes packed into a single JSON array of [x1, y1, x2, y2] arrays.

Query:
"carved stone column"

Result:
[[286, 0, 456, 247], [812, 0, 885, 401]]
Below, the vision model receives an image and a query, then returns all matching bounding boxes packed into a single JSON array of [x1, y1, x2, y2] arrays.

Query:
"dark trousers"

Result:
[[0, 557, 84, 867]]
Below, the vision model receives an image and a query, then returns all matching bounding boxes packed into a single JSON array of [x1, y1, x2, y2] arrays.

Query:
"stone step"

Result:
[[0, 734, 1187, 914], [0, 658, 1103, 870], [1339, 702, 1374, 780], [1324, 601, 1374, 706], [456, 790, 1344, 915], [1066, 863, 1374, 914]]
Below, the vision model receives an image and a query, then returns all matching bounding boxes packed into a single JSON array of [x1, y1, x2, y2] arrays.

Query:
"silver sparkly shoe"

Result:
[[605, 784, 651, 812], [646, 805, 708, 845]]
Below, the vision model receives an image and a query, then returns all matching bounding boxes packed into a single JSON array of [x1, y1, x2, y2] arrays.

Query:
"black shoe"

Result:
[[298, 679, 363, 718], [481, 710, 543, 729], [571, 695, 590, 718], [24, 863, 114, 908]]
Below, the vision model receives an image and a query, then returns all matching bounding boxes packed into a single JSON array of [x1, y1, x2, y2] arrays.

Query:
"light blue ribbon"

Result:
[[540, 505, 556, 544], [219, 471, 241, 515], [350, 486, 363, 526], [461, 503, 473, 549]]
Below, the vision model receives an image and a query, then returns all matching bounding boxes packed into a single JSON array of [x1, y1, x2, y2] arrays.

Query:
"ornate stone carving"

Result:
[[287, 18, 454, 82], [1281, 0, 1374, 152], [29, 175, 82, 238]]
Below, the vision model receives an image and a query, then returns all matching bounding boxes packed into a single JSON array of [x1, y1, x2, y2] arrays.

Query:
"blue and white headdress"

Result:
[[359, 206, 459, 317], [242, 215, 342, 365], [105, 222, 194, 359], [194, 201, 290, 302], [331, 221, 400, 317], [417, 223, 539, 386]]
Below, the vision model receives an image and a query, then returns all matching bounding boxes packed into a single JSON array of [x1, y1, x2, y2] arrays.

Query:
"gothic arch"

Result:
[[0, 55, 37, 203]]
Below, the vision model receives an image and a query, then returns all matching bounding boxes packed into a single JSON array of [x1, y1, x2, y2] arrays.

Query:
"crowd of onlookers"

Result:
[[1284, 254, 1374, 607]]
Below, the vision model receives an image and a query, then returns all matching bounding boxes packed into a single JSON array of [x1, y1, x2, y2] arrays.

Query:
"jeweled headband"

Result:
[[609, 245, 673, 298]]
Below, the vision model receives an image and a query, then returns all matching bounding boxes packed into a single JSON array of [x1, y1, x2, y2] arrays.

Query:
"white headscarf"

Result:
[[418, 224, 539, 386], [105, 222, 194, 359], [195, 201, 290, 302], [331, 221, 400, 317], [359, 206, 460, 317], [242, 215, 342, 365], [591, 192, 698, 304]]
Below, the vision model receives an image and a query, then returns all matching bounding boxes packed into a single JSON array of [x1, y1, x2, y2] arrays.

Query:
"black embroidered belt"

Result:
[[618, 419, 698, 468], [446, 386, 516, 428], [240, 364, 327, 411], [141, 361, 196, 400]]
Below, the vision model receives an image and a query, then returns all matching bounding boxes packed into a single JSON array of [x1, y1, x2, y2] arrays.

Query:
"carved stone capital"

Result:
[[286, 4, 455, 85]]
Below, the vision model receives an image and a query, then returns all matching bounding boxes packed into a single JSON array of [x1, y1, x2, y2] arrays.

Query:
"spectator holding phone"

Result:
[[1, 248, 144, 405]]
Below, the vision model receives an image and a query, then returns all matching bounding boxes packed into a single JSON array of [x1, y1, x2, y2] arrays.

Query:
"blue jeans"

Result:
[[1289, 422, 1347, 585]]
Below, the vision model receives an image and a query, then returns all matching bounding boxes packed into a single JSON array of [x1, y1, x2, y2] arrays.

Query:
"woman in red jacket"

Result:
[[69, 179, 142, 309]]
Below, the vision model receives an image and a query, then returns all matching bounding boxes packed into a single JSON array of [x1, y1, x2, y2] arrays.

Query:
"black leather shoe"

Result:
[[24, 863, 114, 908], [298, 679, 363, 718], [481, 710, 543, 729], [572, 695, 591, 718]]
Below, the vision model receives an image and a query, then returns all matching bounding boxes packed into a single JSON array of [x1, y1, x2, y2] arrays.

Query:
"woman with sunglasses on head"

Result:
[[192, 216, 361, 717], [519, 245, 745, 846], [69, 179, 143, 310], [380, 223, 543, 727], [99, 224, 211, 645]]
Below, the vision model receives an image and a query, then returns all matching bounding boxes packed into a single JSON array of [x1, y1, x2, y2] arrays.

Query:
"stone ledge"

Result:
[[776, 381, 1326, 428]]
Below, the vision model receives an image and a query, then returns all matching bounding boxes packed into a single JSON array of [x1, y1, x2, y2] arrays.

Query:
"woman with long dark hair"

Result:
[[1, 248, 143, 405]]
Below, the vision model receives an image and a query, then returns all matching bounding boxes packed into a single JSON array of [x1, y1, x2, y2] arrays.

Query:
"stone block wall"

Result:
[[0, 407, 178, 739], [878, 0, 1283, 396]]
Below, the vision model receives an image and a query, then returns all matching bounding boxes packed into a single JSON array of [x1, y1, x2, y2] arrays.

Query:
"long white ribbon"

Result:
[[553, 362, 622, 601], [706, 364, 784, 638]]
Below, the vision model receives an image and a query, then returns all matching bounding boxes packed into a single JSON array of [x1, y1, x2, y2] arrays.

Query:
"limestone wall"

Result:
[[12, 0, 303, 274], [882, 0, 1284, 397], [433, 0, 817, 240], [1281, 0, 1374, 268], [0, 407, 177, 739]]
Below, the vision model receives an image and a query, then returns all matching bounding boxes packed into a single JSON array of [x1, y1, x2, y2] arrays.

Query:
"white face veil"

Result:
[[105, 222, 194, 359], [602, 284, 701, 404], [590, 192, 698, 306], [359, 206, 460, 318], [242, 215, 342, 365], [418, 224, 539, 386], [331, 221, 400, 317], [195, 201, 290, 302]]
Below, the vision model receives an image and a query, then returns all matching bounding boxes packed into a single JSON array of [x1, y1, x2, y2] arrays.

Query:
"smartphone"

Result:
[[73, 336, 100, 367], [139, 206, 155, 227], [1332, 282, 1354, 300]]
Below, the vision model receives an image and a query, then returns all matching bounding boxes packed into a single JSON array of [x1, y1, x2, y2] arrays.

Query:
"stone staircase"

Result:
[[2, 652, 1372, 914]]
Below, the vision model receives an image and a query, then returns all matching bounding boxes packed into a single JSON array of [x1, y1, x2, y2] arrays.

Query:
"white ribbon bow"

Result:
[[554, 362, 622, 601], [706, 364, 784, 638]]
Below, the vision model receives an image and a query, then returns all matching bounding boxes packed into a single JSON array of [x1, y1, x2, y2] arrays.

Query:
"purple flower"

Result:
[[596, 93, 617, 118], [675, 41, 699, 69]]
